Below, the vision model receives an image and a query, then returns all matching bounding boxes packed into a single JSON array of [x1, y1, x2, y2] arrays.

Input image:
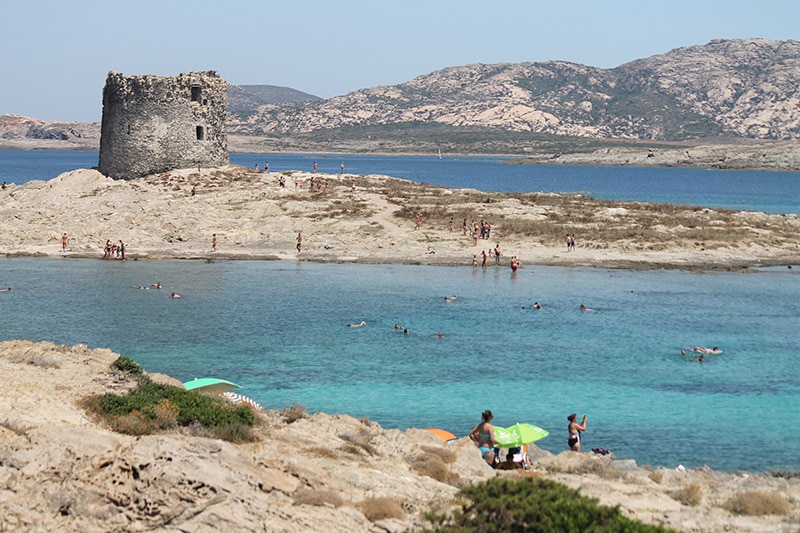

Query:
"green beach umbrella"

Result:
[[494, 423, 549, 448], [183, 377, 240, 394]]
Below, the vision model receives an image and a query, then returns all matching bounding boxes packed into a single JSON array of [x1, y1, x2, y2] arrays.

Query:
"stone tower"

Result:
[[98, 71, 228, 180]]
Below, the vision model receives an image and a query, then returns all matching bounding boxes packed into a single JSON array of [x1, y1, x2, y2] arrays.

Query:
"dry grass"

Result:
[[293, 488, 345, 508], [358, 497, 406, 522], [723, 491, 791, 516], [340, 431, 378, 457], [306, 446, 340, 460], [409, 454, 450, 483], [0, 419, 32, 436], [421, 445, 456, 464], [669, 483, 703, 506], [387, 182, 799, 251], [281, 403, 308, 424]]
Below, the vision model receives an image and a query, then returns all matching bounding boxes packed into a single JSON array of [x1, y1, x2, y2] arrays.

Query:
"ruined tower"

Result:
[[98, 71, 228, 180]]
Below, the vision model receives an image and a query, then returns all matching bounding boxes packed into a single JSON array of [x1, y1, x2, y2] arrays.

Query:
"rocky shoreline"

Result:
[[1, 340, 798, 532], [0, 166, 798, 271]]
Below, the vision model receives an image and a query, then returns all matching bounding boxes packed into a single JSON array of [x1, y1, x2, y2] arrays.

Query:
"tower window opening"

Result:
[[196, 126, 205, 140], [191, 86, 202, 102]]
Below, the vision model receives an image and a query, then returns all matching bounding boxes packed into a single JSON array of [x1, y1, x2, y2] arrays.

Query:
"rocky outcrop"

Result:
[[1, 340, 798, 532], [229, 38, 800, 141], [0, 114, 99, 149]]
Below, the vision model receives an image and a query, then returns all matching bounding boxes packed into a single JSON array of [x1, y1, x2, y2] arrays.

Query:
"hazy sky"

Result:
[[2, 0, 797, 122]]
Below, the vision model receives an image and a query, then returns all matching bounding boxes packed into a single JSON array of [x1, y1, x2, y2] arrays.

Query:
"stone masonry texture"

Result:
[[99, 71, 228, 180]]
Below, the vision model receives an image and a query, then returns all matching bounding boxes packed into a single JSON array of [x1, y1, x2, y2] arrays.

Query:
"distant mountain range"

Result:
[[3, 38, 800, 156], [229, 38, 800, 142]]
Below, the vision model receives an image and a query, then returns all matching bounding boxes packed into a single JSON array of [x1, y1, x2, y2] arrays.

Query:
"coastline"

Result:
[[1, 339, 798, 532], [1, 166, 798, 271]]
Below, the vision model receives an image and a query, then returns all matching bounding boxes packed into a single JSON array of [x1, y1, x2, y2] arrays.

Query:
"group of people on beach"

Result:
[[469, 410, 589, 469], [102, 239, 126, 260]]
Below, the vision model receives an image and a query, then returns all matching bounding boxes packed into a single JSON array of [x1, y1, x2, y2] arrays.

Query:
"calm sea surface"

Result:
[[1, 150, 798, 214], [1, 258, 798, 473], [1, 150, 799, 472]]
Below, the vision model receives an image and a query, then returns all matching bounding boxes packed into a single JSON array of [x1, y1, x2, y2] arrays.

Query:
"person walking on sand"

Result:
[[567, 413, 587, 451], [296, 232, 302, 253], [212, 233, 217, 252], [61, 233, 68, 252], [415, 212, 421, 230]]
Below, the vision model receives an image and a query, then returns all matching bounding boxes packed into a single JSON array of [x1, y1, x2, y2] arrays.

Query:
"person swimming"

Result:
[[347, 321, 366, 327]]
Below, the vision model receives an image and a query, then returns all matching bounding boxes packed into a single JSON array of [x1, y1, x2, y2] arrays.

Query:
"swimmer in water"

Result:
[[347, 321, 366, 327], [170, 292, 181, 298], [580, 304, 592, 311]]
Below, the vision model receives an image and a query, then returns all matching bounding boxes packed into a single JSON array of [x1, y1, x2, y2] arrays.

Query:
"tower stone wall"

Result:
[[98, 71, 228, 180]]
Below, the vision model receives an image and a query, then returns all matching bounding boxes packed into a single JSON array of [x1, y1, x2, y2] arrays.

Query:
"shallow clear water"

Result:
[[1, 258, 798, 472]]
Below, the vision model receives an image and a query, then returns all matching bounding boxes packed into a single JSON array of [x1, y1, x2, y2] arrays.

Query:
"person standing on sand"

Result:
[[118, 240, 125, 260], [212, 234, 217, 252], [61, 233, 68, 252], [415, 212, 421, 230], [296, 232, 302, 253], [567, 413, 587, 451], [313, 162, 317, 173], [449, 217, 454, 233], [494, 243, 502, 264]]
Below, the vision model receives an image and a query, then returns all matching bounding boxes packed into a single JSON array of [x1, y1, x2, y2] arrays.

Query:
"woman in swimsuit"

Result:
[[469, 410, 500, 466], [567, 413, 587, 451]]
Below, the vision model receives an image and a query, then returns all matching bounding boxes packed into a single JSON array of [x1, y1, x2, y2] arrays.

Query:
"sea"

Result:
[[1, 150, 799, 473]]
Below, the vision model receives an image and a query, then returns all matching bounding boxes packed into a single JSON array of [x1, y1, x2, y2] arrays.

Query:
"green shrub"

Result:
[[86, 377, 255, 442], [425, 477, 674, 532], [112, 356, 144, 376]]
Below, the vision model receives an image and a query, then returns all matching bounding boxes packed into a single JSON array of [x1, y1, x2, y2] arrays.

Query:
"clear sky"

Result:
[[2, 0, 797, 122]]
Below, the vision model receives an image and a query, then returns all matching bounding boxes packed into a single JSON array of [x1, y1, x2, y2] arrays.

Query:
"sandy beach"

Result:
[[0, 165, 798, 270]]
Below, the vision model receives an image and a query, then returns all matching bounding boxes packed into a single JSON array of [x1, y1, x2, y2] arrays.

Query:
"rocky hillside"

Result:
[[227, 84, 321, 118], [229, 38, 800, 141], [0, 114, 100, 149]]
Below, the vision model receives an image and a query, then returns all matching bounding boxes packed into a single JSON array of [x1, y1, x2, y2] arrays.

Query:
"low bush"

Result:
[[83, 376, 255, 442], [293, 488, 344, 508], [425, 477, 674, 532], [410, 453, 451, 483], [359, 497, 406, 522], [281, 403, 308, 423], [669, 483, 702, 506], [112, 356, 144, 376], [724, 490, 790, 516]]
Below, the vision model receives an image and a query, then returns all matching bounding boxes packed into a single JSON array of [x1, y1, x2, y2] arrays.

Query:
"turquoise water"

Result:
[[1, 258, 798, 472]]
